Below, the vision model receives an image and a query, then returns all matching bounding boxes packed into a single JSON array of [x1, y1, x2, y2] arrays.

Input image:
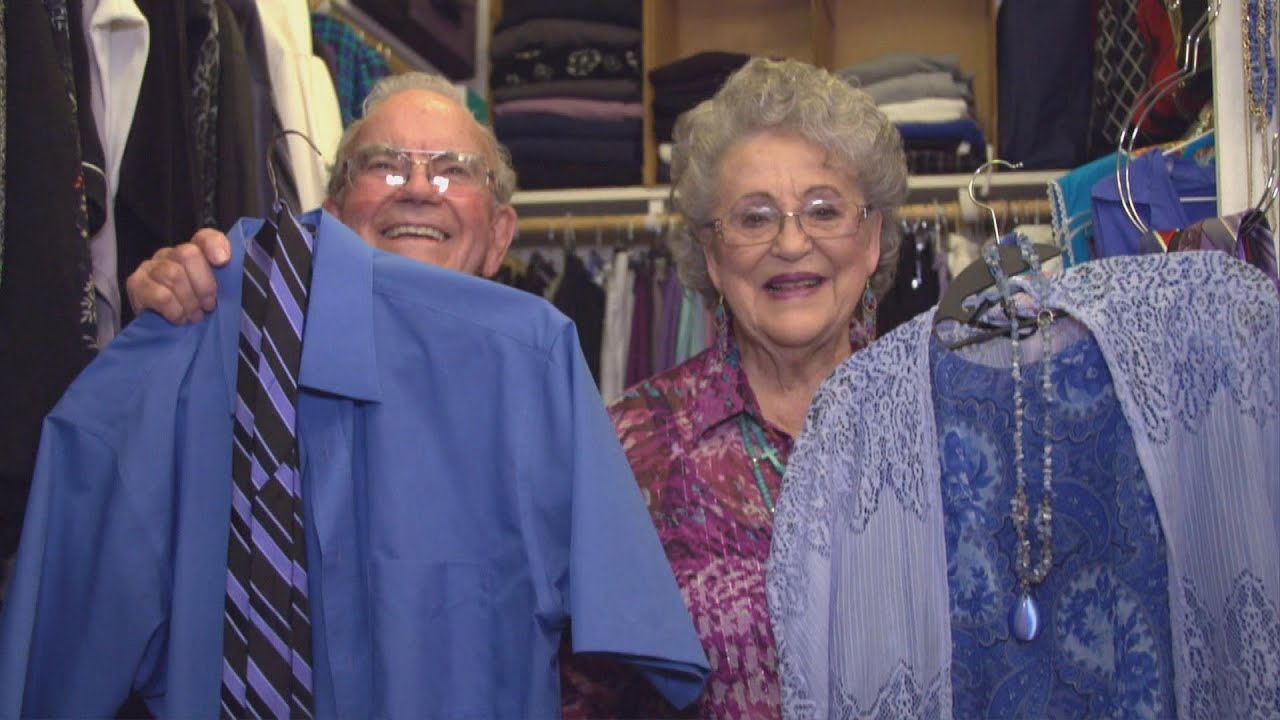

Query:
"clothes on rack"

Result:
[[311, 11, 390, 126], [769, 251, 1280, 719], [1052, 132, 1222, 268], [0, 0, 368, 626], [1091, 146, 1218, 257], [498, 241, 713, 400]]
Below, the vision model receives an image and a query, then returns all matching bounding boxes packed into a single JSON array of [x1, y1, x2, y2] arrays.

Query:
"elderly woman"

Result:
[[560, 57, 907, 718]]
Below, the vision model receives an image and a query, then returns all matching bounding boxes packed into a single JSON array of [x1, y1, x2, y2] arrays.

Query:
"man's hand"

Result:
[[126, 228, 231, 324]]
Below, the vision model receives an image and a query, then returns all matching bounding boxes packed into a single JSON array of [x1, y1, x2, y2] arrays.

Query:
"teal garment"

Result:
[[1049, 152, 1118, 267], [0, 210, 709, 718], [311, 13, 390, 126], [675, 291, 706, 363]]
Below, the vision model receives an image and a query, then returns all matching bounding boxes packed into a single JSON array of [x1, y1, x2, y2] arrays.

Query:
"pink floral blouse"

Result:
[[562, 319, 866, 719]]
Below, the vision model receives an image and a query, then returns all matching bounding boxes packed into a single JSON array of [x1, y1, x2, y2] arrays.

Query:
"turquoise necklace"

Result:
[[737, 414, 787, 514]]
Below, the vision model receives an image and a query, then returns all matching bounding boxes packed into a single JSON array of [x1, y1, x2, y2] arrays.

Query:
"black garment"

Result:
[[115, 0, 203, 328], [647, 50, 749, 87], [552, 252, 605, 385], [490, 42, 640, 89], [67, 0, 108, 236], [514, 161, 640, 190], [226, 0, 298, 216], [0, 0, 97, 554], [214, 0, 266, 224], [495, 113, 641, 140], [491, 77, 640, 103], [876, 230, 941, 337], [506, 137, 640, 164], [494, 0, 641, 32], [997, 0, 1092, 169]]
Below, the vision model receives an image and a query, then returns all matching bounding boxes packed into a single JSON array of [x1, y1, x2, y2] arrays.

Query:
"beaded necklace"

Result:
[[1246, 0, 1277, 128], [980, 236, 1057, 642], [737, 414, 785, 514]]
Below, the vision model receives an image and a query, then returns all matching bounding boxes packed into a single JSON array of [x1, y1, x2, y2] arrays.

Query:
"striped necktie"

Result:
[[221, 205, 315, 718]]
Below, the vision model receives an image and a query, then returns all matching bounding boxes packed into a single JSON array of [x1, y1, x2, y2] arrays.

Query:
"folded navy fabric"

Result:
[[515, 161, 641, 189], [495, 0, 641, 31], [647, 51, 749, 88], [506, 136, 640, 164], [491, 18, 641, 57], [495, 113, 641, 140], [492, 78, 640, 103]]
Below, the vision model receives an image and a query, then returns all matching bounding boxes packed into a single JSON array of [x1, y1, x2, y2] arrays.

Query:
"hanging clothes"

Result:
[[877, 225, 942, 336], [1137, 210, 1280, 293], [0, 0, 99, 577], [1090, 147, 1217, 258], [257, 0, 341, 211], [227, 0, 298, 216], [768, 251, 1280, 719], [78, 0, 149, 347], [310, 13, 390, 127], [598, 250, 634, 402]]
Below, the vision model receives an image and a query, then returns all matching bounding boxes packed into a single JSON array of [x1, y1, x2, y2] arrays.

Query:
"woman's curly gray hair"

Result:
[[325, 72, 518, 205], [668, 57, 908, 318]]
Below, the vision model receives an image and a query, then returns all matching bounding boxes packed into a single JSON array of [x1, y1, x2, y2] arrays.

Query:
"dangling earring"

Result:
[[862, 286, 878, 339], [714, 293, 728, 339]]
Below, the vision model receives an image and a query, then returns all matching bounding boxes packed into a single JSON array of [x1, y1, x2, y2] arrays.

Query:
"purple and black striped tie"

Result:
[[221, 206, 315, 719]]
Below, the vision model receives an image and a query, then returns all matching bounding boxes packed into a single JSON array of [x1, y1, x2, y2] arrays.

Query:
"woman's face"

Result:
[[703, 131, 882, 358]]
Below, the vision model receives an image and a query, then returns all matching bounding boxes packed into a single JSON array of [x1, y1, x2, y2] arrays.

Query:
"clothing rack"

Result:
[[514, 198, 1054, 242]]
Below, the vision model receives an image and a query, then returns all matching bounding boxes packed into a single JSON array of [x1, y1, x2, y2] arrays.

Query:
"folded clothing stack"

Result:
[[490, 0, 643, 189], [648, 51, 749, 183], [838, 53, 987, 175]]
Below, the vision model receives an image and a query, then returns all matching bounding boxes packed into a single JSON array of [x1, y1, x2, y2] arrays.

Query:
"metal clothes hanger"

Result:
[[1242, 132, 1280, 234], [266, 129, 325, 217], [1114, 0, 1220, 232], [934, 160, 1061, 329]]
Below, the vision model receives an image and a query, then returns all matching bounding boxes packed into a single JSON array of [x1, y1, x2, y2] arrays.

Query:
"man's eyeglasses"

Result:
[[703, 197, 874, 247], [346, 145, 494, 194]]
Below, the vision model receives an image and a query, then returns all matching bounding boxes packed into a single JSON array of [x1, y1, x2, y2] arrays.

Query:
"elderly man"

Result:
[[127, 72, 518, 323], [0, 72, 708, 718]]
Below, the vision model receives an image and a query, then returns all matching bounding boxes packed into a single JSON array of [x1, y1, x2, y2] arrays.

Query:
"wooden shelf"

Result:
[[512, 170, 1066, 219], [639, 0, 999, 185]]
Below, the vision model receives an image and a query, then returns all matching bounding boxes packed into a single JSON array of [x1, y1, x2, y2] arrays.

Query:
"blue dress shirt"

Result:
[[0, 210, 709, 718]]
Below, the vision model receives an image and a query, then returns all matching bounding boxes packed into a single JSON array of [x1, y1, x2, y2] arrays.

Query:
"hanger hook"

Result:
[[967, 159, 1023, 237], [267, 129, 325, 214]]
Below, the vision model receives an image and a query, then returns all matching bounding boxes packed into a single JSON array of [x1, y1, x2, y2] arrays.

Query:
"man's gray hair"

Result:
[[325, 72, 517, 204]]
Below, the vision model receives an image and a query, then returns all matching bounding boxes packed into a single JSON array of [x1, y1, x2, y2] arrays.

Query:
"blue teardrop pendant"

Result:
[[1010, 594, 1041, 642]]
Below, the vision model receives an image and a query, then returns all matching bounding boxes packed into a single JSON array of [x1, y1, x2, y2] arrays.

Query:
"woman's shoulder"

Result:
[[608, 348, 721, 429]]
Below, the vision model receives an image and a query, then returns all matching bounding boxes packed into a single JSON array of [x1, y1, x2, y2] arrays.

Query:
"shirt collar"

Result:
[[688, 310, 873, 441], [297, 209, 382, 401], [688, 318, 760, 441], [218, 208, 383, 409]]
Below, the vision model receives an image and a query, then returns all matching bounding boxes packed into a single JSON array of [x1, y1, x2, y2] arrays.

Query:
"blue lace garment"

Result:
[[933, 330, 1175, 718], [767, 252, 1280, 720]]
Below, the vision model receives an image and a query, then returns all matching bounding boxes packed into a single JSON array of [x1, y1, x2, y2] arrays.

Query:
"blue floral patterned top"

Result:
[[932, 332, 1175, 719]]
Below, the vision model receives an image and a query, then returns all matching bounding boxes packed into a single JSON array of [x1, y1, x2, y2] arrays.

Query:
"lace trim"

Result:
[[833, 662, 949, 720], [1049, 254, 1279, 445]]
